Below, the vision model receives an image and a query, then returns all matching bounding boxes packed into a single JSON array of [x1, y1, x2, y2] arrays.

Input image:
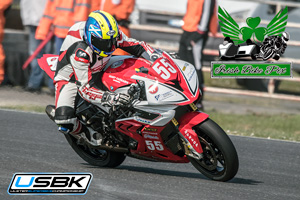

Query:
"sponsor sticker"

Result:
[[106, 30, 116, 36], [144, 127, 157, 132], [136, 118, 151, 124], [189, 103, 198, 111], [148, 84, 159, 94], [144, 134, 159, 139], [154, 91, 173, 101], [171, 118, 179, 126], [108, 75, 129, 84], [8, 173, 92, 195]]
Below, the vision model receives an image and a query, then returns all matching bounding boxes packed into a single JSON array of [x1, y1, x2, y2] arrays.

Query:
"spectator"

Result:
[[20, 0, 54, 93], [36, 0, 91, 55], [178, 0, 217, 109], [91, 0, 135, 55], [0, 0, 13, 85]]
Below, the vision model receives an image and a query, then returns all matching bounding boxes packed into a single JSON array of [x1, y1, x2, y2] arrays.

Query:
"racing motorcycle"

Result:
[[38, 49, 239, 182], [258, 33, 289, 61]]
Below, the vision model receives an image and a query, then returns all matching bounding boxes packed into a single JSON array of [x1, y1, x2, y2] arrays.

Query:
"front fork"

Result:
[[171, 103, 209, 160]]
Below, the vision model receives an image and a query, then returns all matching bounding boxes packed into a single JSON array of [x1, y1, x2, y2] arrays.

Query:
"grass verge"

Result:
[[208, 110, 300, 142], [0, 105, 46, 113]]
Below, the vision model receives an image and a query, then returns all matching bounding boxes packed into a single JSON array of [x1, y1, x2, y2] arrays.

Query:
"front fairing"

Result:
[[102, 53, 200, 106]]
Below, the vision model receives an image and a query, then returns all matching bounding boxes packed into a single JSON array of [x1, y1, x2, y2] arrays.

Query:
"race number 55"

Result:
[[152, 58, 176, 80], [145, 140, 164, 151]]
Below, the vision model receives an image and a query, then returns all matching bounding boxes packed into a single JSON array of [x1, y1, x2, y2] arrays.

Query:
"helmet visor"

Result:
[[91, 34, 116, 53]]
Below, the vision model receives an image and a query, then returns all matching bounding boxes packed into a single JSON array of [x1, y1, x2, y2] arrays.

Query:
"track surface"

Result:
[[0, 109, 299, 200]]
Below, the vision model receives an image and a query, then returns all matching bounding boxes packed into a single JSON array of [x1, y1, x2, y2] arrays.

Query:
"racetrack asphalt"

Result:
[[0, 109, 299, 200]]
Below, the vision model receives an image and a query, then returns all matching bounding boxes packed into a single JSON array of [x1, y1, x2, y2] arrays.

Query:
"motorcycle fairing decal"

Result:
[[173, 59, 199, 97], [102, 58, 145, 91], [130, 75, 189, 104], [163, 52, 198, 98], [37, 54, 59, 80], [103, 55, 199, 105], [178, 65, 198, 96], [178, 111, 210, 154], [133, 106, 176, 127], [151, 57, 177, 80], [115, 119, 189, 163], [148, 81, 189, 104]]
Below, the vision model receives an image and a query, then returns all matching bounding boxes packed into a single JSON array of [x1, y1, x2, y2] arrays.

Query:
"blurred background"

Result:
[[3, 0, 300, 93], [1, 0, 300, 141]]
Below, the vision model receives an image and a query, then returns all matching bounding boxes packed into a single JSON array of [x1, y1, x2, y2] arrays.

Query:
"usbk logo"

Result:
[[8, 173, 92, 195]]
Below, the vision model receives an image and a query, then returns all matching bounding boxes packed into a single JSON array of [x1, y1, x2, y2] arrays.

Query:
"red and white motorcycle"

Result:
[[38, 49, 239, 182]]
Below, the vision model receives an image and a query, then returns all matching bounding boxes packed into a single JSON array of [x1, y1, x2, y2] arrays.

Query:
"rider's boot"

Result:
[[46, 105, 102, 146]]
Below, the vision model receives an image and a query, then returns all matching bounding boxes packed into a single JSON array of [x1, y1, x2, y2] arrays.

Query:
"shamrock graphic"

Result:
[[218, 6, 288, 44], [240, 17, 267, 42]]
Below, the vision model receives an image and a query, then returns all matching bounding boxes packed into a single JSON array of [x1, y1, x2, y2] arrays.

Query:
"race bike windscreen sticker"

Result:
[[212, 6, 292, 78], [7, 173, 92, 195]]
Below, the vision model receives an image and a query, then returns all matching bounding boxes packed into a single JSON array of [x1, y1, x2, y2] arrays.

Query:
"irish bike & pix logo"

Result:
[[212, 6, 292, 78], [7, 173, 92, 195]]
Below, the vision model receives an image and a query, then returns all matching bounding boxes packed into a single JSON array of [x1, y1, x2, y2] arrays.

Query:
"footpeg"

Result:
[[85, 127, 103, 146]]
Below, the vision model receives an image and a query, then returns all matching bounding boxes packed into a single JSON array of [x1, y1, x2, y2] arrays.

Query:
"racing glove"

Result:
[[101, 92, 130, 106]]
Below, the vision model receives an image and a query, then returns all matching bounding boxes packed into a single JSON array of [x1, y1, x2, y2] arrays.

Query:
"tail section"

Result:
[[37, 54, 59, 80]]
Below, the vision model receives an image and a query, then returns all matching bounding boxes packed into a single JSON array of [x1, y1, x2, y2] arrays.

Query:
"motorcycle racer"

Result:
[[53, 10, 155, 144], [258, 32, 290, 60]]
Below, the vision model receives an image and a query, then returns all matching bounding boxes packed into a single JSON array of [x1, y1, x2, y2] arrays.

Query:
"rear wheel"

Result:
[[188, 118, 239, 181], [65, 134, 126, 167]]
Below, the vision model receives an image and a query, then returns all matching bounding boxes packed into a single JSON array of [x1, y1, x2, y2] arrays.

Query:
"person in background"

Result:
[[20, 0, 54, 94], [91, 0, 135, 55], [36, 0, 91, 55], [0, 0, 13, 85], [178, 0, 217, 109]]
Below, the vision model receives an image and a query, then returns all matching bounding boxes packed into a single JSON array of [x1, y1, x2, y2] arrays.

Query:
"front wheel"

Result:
[[64, 134, 126, 168], [188, 118, 239, 181], [262, 48, 274, 60]]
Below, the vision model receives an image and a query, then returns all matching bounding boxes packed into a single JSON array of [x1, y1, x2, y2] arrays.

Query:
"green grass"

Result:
[[208, 111, 300, 142], [0, 105, 45, 113]]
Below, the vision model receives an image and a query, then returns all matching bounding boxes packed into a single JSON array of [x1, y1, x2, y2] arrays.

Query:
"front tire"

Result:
[[262, 49, 274, 60], [188, 118, 239, 181], [65, 134, 126, 168]]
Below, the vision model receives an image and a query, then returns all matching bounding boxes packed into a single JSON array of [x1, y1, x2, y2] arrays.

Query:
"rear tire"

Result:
[[188, 118, 239, 181], [65, 134, 126, 168]]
